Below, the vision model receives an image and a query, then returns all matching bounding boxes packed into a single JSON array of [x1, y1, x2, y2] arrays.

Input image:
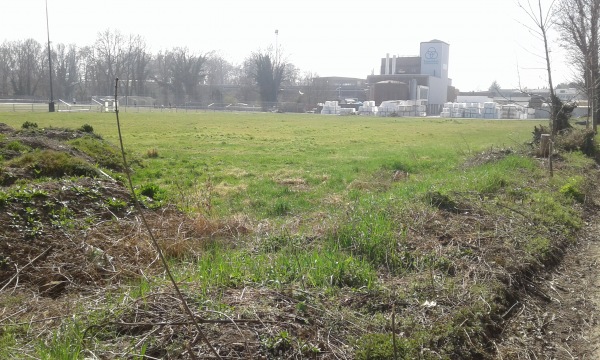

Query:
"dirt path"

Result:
[[586, 223, 600, 359], [496, 220, 600, 359]]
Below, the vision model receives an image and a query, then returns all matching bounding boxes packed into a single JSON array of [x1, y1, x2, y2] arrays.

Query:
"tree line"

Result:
[[1, 0, 597, 121], [0, 29, 310, 108]]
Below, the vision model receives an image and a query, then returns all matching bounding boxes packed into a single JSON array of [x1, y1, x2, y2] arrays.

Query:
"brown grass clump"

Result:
[[146, 148, 159, 158]]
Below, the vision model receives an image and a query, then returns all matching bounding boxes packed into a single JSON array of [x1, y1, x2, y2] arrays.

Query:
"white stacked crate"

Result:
[[398, 101, 412, 117], [464, 102, 482, 118], [358, 101, 378, 116], [378, 100, 401, 117], [339, 107, 356, 115], [482, 102, 500, 119], [500, 104, 522, 119], [377, 100, 427, 117], [526, 108, 536, 119], [451, 103, 465, 118], [320, 101, 340, 115], [440, 102, 453, 118]]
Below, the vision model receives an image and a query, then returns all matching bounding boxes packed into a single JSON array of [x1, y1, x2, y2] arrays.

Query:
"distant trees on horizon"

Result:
[[0, 29, 309, 107]]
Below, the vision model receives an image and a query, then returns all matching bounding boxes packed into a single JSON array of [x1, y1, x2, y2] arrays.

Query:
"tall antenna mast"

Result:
[[46, 0, 55, 112]]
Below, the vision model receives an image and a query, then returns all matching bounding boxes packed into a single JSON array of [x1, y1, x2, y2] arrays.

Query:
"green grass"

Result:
[[0, 112, 534, 219], [1, 111, 592, 358]]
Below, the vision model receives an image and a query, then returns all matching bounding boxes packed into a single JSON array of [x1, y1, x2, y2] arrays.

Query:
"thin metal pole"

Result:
[[46, 0, 55, 112]]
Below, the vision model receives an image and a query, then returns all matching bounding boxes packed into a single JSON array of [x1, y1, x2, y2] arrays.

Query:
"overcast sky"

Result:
[[3, 0, 575, 91]]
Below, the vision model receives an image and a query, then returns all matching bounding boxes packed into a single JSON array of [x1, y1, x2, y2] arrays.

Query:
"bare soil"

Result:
[[496, 218, 600, 359]]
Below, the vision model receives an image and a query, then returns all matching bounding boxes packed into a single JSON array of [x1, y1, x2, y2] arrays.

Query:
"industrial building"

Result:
[[366, 40, 456, 115]]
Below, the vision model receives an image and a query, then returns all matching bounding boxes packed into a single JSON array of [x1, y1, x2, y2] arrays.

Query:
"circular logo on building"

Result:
[[425, 47, 438, 60]]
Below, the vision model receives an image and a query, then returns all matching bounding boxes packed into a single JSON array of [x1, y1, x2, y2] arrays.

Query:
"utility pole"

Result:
[[46, 0, 55, 112], [275, 29, 279, 64]]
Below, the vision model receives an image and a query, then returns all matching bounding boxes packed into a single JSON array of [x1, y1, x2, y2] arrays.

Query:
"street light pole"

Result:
[[46, 0, 55, 112], [274, 29, 279, 64]]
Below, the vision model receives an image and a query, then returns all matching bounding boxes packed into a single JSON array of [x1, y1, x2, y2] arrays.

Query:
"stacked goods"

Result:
[[482, 102, 501, 119], [320, 101, 340, 115], [440, 102, 453, 118], [378, 100, 427, 117], [441, 101, 535, 119], [358, 101, 378, 115], [339, 107, 356, 115], [451, 103, 465, 118], [500, 104, 523, 119], [464, 103, 482, 118], [378, 100, 401, 117]]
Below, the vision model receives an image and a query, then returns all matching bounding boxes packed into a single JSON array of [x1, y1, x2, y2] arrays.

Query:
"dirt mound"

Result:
[[0, 123, 214, 297]]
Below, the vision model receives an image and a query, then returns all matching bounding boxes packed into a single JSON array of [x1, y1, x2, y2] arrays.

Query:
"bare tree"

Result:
[[8, 39, 44, 97], [150, 50, 173, 105], [0, 41, 12, 96], [205, 52, 236, 86], [557, 0, 600, 131], [518, 0, 572, 134], [76, 45, 97, 100], [53, 43, 80, 101], [94, 29, 125, 95], [122, 34, 150, 98]]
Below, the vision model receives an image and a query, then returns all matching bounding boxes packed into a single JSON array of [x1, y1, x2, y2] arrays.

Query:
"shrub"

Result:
[[560, 176, 585, 203], [146, 148, 159, 158], [533, 125, 597, 157], [424, 191, 459, 212], [138, 183, 163, 200], [105, 197, 127, 210], [79, 124, 94, 133], [5, 141, 30, 152], [21, 121, 38, 129], [555, 128, 597, 157]]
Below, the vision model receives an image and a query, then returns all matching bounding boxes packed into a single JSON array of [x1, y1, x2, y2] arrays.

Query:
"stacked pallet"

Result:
[[441, 101, 533, 119], [500, 104, 523, 119], [339, 107, 356, 115], [358, 101, 378, 116], [440, 102, 454, 118], [320, 101, 340, 115], [526, 108, 536, 119], [482, 102, 501, 119], [464, 103, 482, 118], [378, 100, 426, 117], [378, 100, 400, 117]]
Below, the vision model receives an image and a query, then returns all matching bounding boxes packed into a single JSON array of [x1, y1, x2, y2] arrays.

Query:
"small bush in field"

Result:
[[79, 124, 94, 133], [146, 148, 159, 158], [21, 121, 38, 129], [138, 183, 163, 200], [555, 128, 597, 156]]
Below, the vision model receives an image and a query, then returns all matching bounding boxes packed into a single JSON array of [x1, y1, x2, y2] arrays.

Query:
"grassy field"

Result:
[[0, 112, 535, 218], [0, 111, 591, 359]]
